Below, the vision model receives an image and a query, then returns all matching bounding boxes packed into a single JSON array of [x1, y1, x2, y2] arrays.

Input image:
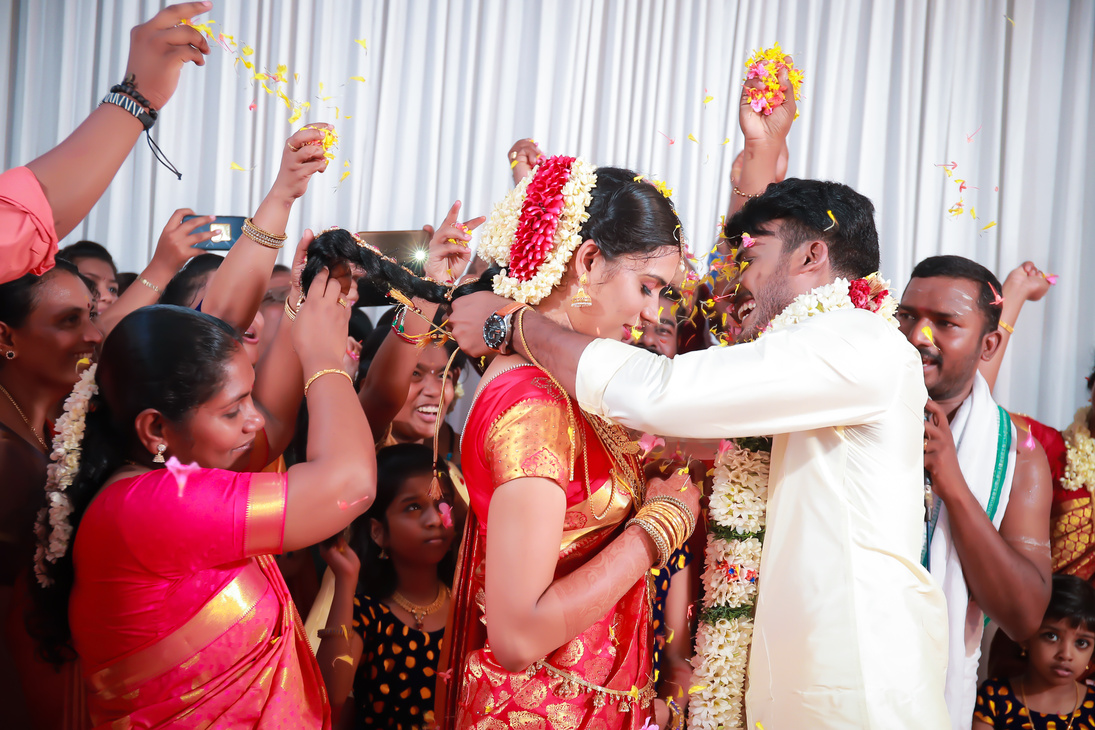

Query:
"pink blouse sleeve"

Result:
[[111, 468, 288, 576], [0, 167, 58, 283]]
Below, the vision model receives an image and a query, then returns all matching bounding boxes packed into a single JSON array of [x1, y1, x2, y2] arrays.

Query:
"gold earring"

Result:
[[570, 272, 592, 308], [153, 443, 166, 464], [378, 547, 389, 559]]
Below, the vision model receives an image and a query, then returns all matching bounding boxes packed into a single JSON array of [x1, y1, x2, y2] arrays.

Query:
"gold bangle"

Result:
[[242, 217, 288, 249], [644, 504, 686, 552], [304, 368, 352, 397], [628, 517, 670, 568], [647, 495, 697, 538], [284, 295, 298, 321], [733, 185, 763, 199], [138, 276, 161, 293], [999, 320, 1014, 334]]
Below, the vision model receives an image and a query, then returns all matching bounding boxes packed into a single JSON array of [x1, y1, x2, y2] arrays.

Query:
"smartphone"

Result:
[[183, 215, 246, 250]]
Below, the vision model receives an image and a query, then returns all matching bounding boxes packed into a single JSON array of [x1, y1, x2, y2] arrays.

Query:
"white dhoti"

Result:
[[577, 308, 950, 729]]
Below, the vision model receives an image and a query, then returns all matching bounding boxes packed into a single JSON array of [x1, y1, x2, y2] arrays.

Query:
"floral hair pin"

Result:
[[743, 42, 805, 117]]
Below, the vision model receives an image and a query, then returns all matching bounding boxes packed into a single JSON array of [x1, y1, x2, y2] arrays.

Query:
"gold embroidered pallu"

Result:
[[437, 365, 654, 730], [84, 556, 329, 729]]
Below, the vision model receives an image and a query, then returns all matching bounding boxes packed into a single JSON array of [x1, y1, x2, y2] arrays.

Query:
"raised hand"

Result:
[[293, 267, 355, 375], [1002, 261, 1052, 304], [508, 138, 544, 185], [270, 124, 331, 203], [125, 1, 214, 111], [152, 208, 214, 269], [739, 61, 797, 149], [425, 200, 486, 284]]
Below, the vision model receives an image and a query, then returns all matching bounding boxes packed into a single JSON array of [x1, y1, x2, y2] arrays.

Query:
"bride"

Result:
[[302, 156, 702, 729]]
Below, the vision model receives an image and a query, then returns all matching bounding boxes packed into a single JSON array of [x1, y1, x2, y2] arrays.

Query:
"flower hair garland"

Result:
[[1063, 407, 1095, 498], [689, 273, 898, 729], [476, 155, 597, 305], [34, 364, 97, 587]]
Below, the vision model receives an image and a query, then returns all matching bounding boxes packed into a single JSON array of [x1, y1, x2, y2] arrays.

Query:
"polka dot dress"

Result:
[[651, 544, 692, 682], [352, 593, 445, 729], [975, 677, 1095, 728]]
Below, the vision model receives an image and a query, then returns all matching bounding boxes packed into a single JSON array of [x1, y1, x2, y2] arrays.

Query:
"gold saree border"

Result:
[[86, 561, 268, 701], [244, 472, 287, 555]]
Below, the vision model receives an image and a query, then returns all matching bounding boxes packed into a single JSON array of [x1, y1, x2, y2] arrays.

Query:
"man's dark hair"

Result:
[[57, 240, 117, 274], [908, 255, 1003, 336], [724, 178, 880, 279]]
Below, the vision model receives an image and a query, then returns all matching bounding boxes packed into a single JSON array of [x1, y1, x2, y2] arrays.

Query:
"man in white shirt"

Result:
[[450, 178, 949, 728], [897, 255, 1052, 729]]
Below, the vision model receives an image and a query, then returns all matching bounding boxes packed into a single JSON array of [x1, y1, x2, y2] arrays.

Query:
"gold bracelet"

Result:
[[647, 495, 697, 538], [733, 185, 763, 199], [627, 516, 670, 568], [304, 368, 352, 397], [138, 276, 161, 293], [242, 217, 288, 249], [284, 295, 298, 321], [644, 504, 687, 552], [999, 320, 1014, 334]]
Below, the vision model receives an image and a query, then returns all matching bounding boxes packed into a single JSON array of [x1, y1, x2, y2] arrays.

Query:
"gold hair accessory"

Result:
[[999, 320, 1014, 334], [570, 272, 593, 308]]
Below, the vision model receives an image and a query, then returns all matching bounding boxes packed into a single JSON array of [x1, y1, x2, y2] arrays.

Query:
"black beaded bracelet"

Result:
[[113, 74, 158, 114]]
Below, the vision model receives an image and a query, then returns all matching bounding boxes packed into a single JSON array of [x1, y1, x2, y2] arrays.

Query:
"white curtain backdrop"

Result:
[[1, 0, 1092, 427]]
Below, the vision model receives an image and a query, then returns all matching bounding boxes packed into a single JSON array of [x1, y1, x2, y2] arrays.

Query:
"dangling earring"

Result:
[[153, 443, 166, 464], [378, 547, 389, 560], [1019, 647, 1028, 659], [3, 350, 13, 360], [570, 272, 592, 308]]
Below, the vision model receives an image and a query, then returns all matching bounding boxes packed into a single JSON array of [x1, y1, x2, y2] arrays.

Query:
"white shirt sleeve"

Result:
[[575, 309, 922, 439]]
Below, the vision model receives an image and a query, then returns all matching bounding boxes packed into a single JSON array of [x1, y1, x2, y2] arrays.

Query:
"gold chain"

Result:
[[0, 382, 46, 450], [1018, 677, 1082, 730], [391, 584, 450, 630], [515, 309, 645, 520]]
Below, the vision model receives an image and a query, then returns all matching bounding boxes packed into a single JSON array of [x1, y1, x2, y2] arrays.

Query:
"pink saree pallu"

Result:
[[84, 556, 329, 728]]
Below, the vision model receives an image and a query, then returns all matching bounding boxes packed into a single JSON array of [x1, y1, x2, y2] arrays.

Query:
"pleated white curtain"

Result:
[[1, 0, 1092, 427]]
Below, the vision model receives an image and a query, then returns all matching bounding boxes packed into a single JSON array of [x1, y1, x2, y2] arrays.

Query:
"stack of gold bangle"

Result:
[[627, 494, 695, 568], [242, 217, 288, 249]]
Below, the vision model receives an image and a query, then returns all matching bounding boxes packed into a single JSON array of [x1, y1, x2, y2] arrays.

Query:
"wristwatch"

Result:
[[483, 301, 527, 354]]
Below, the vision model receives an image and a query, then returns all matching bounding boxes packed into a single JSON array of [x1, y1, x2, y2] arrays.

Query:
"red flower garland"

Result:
[[849, 277, 890, 314], [508, 155, 575, 282]]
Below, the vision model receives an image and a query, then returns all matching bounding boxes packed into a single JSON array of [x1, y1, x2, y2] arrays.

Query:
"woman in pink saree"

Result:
[[30, 266, 375, 728]]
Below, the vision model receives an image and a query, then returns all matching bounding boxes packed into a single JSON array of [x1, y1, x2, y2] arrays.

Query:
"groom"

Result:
[[449, 178, 949, 728]]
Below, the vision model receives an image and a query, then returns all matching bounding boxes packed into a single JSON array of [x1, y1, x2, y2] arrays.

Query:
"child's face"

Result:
[[380, 472, 455, 566], [392, 344, 458, 442], [1027, 617, 1095, 686]]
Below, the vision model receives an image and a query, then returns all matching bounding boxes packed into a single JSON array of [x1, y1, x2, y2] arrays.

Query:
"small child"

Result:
[[318, 443, 457, 729], [974, 574, 1095, 728]]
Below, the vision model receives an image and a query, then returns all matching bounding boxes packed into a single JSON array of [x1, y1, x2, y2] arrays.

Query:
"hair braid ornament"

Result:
[[33, 364, 98, 587], [476, 155, 597, 305]]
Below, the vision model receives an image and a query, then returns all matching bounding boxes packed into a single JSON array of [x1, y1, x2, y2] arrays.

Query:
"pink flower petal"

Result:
[[438, 502, 454, 529], [165, 456, 202, 498]]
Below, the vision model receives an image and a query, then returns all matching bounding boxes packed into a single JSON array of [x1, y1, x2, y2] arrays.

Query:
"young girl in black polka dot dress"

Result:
[[318, 444, 457, 729], [974, 575, 1095, 729]]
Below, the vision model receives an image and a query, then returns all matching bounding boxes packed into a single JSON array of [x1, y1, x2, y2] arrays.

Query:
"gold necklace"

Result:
[[391, 584, 449, 630], [0, 381, 47, 451], [1018, 677, 1082, 730]]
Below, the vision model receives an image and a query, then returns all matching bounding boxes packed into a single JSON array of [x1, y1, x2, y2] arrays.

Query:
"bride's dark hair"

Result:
[[29, 305, 243, 664], [300, 166, 683, 301]]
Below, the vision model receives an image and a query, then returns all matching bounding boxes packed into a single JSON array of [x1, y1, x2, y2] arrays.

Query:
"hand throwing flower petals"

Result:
[[742, 43, 805, 117]]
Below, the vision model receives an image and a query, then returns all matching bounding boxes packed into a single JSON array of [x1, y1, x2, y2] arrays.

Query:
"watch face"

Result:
[[484, 314, 507, 350]]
